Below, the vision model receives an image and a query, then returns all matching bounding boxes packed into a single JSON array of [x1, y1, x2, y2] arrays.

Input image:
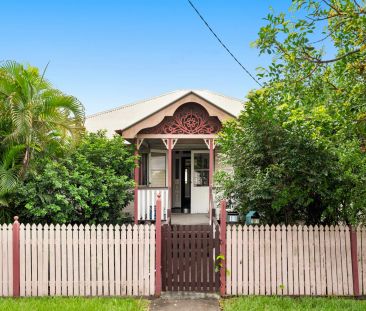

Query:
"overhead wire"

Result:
[[187, 0, 262, 87]]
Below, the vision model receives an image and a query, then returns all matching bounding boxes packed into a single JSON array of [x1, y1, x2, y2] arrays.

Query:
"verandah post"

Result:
[[12, 216, 20, 297], [349, 226, 360, 297], [134, 140, 139, 224], [220, 200, 227, 296], [167, 138, 172, 222], [208, 138, 214, 224], [155, 193, 162, 296]]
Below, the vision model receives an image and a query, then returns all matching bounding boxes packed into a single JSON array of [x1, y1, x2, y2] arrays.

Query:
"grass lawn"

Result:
[[0, 297, 149, 311], [221, 296, 366, 311]]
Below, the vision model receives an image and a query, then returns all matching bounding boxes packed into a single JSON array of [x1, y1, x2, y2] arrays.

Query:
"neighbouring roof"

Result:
[[85, 89, 245, 137]]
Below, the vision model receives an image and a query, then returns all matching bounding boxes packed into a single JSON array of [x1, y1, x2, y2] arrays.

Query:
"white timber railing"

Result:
[[137, 188, 168, 221]]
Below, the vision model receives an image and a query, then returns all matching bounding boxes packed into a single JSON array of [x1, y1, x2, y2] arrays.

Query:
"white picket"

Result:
[[49, 224, 55, 296], [138, 224, 144, 296], [126, 224, 133, 296], [121, 224, 127, 295], [292, 226, 299, 296], [275, 225, 282, 295], [115, 224, 121, 296], [270, 225, 276, 295], [319, 226, 327, 295], [132, 224, 139, 295], [303, 226, 310, 296], [96, 225, 103, 295], [226, 225, 232, 295], [253, 226, 260, 295], [243, 225, 249, 295], [334, 226, 343, 295], [330, 226, 338, 295], [42, 224, 49, 296], [84, 224, 91, 296], [149, 225, 156, 296], [313, 225, 321, 295], [55, 224, 62, 296], [281, 225, 288, 295], [308, 225, 315, 295], [102, 225, 109, 296], [143, 225, 150, 295], [90, 224, 97, 296], [237, 225, 243, 295], [79, 224, 85, 296], [108, 224, 115, 296], [19, 224, 25, 297], [231, 225, 237, 295], [287, 225, 293, 296]]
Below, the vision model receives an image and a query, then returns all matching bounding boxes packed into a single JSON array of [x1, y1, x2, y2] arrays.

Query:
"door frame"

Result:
[[180, 154, 192, 213], [191, 150, 210, 214]]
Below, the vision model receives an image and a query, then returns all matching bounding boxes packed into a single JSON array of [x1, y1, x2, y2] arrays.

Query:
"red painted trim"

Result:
[[350, 226, 360, 297], [155, 193, 162, 296], [139, 103, 221, 134], [12, 216, 20, 297], [167, 138, 172, 222], [220, 201, 227, 296], [134, 145, 139, 224], [209, 139, 214, 223]]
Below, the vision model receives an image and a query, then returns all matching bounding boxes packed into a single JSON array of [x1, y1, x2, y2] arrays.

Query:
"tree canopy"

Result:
[[217, 0, 366, 225], [0, 61, 85, 206]]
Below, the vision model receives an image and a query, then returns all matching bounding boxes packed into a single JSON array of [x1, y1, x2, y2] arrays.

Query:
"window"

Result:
[[193, 153, 209, 187], [150, 153, 166, 187], [139, 153, 148, 186]]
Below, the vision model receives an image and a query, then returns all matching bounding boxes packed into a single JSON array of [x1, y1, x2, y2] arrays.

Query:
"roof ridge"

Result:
[[87, 89, 190, 119], [195, 89, 245, 103]]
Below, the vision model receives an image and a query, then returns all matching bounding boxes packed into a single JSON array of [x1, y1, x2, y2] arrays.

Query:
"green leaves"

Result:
[[0, 61, 85, 204], [12, 131, 135, 225], [216, 0, 366, 225]]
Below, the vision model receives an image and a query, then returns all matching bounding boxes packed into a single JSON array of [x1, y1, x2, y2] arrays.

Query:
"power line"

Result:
[[187, 0, 262, 87]]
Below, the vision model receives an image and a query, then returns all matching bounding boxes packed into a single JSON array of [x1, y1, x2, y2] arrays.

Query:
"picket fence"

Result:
[[1, 223, 155, 297], [3, 220, 366, 298], [225, 224, 366, 296]]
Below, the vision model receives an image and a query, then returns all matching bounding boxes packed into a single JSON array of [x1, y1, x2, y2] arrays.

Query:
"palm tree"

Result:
[[0, 61, 85, 204]]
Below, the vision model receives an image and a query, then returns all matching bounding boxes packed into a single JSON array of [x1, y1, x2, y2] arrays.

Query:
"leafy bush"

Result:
[[13, 131, 135, 224]]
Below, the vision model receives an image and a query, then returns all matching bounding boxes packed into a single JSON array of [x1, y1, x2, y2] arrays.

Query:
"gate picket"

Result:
[[161, 224, 219, 293], [191, 227, 197, 291]]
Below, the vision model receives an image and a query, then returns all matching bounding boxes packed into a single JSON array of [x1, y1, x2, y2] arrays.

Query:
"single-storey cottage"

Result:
[[86, 90, 244, 224]]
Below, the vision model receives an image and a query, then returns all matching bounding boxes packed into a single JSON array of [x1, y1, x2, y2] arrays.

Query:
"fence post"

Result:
[[220, 200, 227, 296], [155, 193, 162, 296], [12, 216, 20, 297], [350, 226, 360, 297]]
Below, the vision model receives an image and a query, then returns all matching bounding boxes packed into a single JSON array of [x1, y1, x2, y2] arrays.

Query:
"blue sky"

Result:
[[1, 1, 291, 115]]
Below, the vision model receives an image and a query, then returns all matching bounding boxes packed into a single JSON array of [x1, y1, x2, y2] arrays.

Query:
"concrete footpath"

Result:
[[150, 298, 219, 311]]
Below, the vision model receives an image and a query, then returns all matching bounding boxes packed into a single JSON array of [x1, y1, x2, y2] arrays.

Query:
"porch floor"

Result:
[[171, 213, 209, 225]]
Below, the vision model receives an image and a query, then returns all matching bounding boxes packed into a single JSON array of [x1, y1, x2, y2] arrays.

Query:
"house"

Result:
[[85, 90, 244, 224]]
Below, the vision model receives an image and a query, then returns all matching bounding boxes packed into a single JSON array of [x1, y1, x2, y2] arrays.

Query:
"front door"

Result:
[[181, 156, 191, 212], [191, 150, 209, 214]]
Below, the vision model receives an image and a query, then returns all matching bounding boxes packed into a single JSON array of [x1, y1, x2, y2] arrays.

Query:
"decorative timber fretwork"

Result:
[[138, 103, 222, 135], [204, 138, 217, 149]]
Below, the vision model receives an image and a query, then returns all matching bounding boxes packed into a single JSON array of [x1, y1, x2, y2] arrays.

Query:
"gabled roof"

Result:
[[85, 89, 245, 137]]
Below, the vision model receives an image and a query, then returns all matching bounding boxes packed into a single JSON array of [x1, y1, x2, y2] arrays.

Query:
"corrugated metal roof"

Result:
[[85, 89, 244, 136]]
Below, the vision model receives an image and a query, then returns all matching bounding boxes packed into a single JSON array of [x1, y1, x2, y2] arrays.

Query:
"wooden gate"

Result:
[[161, 224, 220, 292]]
